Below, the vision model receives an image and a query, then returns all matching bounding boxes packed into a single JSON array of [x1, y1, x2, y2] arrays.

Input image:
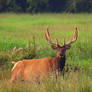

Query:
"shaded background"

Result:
[[0, 0, 92, 13]]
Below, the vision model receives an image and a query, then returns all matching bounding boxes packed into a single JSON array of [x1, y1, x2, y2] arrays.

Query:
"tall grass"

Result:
[[0, 71, 92, 92], [0, 13, 92, 92]]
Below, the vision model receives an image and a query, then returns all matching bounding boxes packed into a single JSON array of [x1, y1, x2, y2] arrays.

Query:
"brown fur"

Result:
[[10, 57, 57, 82]]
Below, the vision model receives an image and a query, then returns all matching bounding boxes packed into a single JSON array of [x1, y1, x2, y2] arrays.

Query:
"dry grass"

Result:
[[0, 71, 92, 92]]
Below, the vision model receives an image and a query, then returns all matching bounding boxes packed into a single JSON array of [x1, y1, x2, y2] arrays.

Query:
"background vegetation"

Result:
[[0, 13, 92, 91], [0, 0, 92, 13]]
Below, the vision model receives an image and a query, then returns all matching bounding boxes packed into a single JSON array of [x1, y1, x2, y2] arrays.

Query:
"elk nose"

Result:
[[60, 52, 63, 56]]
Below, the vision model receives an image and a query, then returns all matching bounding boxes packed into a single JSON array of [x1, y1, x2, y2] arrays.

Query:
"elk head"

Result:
[[45, 27, 78, 58]]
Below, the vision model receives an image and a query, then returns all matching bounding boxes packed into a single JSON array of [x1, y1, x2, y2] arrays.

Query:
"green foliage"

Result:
[[65, 0, 79, 13], [0, 0, 92, 13], [0, 37, 37, 70]]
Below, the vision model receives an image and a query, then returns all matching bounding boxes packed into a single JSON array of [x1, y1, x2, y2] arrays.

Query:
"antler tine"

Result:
[[56, 38, 59, 45], [45, 27, 58, 45], [64, 37, 66, 46], [65, 27, 78, 45]]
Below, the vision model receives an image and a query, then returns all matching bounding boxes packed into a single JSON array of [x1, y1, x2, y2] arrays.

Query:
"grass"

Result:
[[0, 13, 92, 92], [0, 71, 92, 92]]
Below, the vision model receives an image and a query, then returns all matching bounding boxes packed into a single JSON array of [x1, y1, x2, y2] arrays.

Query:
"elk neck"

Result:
[[56, 54, 66, 72]]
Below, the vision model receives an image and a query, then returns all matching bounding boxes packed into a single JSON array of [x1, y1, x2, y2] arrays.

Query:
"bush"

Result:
[[0, 37, 37, 69]]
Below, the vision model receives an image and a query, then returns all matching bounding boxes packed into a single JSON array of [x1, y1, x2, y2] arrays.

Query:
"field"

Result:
[[0, 13, 92, 92]]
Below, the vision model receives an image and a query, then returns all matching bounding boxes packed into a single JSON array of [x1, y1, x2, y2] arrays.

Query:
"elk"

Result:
[[10, 27, 78, 83]]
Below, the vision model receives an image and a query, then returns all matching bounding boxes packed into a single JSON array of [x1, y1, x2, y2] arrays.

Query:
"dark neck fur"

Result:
[[56, 55, 66, 72]]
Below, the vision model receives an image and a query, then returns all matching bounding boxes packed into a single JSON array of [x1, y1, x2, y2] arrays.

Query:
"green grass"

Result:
[[0, 13, 92, 92], [0, 13, 92, 61]]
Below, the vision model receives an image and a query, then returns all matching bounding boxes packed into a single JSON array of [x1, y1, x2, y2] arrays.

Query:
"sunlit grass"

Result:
[[0, 13, 92, 92], [0, 13, 92, 60]]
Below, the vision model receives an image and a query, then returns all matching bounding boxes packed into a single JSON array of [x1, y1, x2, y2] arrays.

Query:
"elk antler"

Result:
[[64, 27, 78, 46], [45, 27, 59, 45]]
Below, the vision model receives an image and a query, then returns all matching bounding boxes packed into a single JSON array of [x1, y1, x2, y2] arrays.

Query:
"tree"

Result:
[[65, 0, 79, 13], [49, 0, 67, 12], [77, 0, 92, 12], [26, 0, 49, 13], [0, 0, 7, 12], [0, 0, 92, 13]]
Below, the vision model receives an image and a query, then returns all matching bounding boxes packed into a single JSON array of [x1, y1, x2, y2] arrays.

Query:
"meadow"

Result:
[[0, 13, 92, 92]]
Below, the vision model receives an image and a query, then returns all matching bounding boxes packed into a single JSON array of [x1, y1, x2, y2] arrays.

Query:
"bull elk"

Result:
[[10, 27, 78, 83]]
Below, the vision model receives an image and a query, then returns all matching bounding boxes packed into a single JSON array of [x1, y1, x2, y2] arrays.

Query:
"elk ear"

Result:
[[51, 44, 58, 49]]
